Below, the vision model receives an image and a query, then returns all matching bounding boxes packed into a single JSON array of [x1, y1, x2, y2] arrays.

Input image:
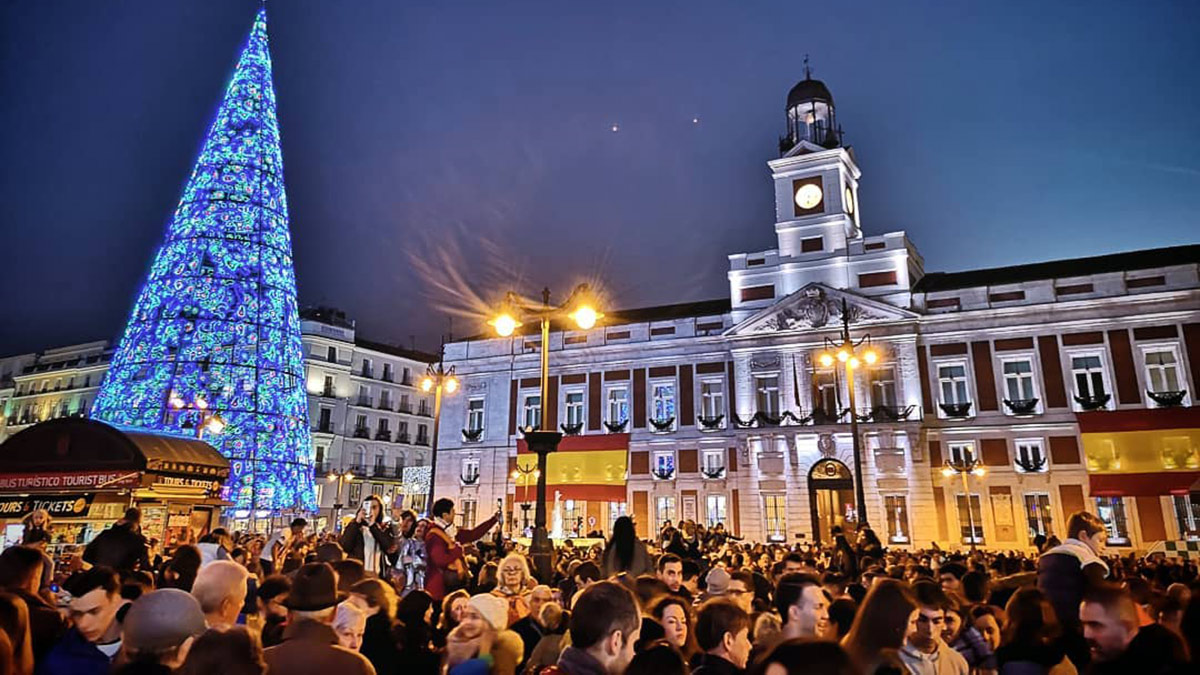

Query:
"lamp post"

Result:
[[489, 284, 603, 581], [942, 454, 987, 552], [327, 468, 354, 533], [816, 300, 878, 530], [510, 466, 540, 534], [421, 354, 459, 515]]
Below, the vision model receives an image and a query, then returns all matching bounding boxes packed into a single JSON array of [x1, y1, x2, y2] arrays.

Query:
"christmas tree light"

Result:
[[93, 7, 315, 512]]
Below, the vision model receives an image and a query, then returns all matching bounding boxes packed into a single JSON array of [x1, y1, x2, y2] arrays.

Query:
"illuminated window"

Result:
[[1002, 359, 1037, 401], [700, 380, 725, 419], [606, 387, 629, 424], [466, 398, 485, 433], [763, 495, 787, 542], [655, 496, 677, 530], [522, 395, 541, 430], [564, 391, 585, 427], [1144, 349, 1181, 394], [871, 369, 897, 407], [706, 495, 727, 527], [1172, 495, 1200, 540], [938, 363, 970, 406], [652, 383, 676, 424], [884, 495, 910, 544], [755, 375, 780, 417], [1095, 497, 1130, 545], [1024, 493, 1053, 539], [956, 494, 984, 544]]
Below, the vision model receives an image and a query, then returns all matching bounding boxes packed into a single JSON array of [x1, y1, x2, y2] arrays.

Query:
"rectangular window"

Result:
[[1144, 349, 1182, 394], [379, 390, 391, 408], [461, 457, 480, 483], [376, 418, 389, 433], [948, 442, 975, 465], [417, 424, 429, 444], [382, 363, 393, 382], [705, 495, 728, 528], [361, 359, 372, 378], [348, 482, 363, 504], [374, 452, 386, 472], [1095, 497, 1130, 545], [609, 502, 627, 529], [1071, 355, 1108, 404], [357, 385, 370, 406], [956, 494, 985, 544], [460, 500, 477, 529], [607, 387, 629, 424], [700, 380, 725, 419], [1171, 494, 1200, 539], [355, 414, 367, 432], [816, 370, 839, 413], [1024, 493, 1054, 539], [402, 367, 411, 385], [871, 369, 897, 407], [755, 375, 780, 417], [323, 375, 334, 396], [467, 398, 485, 433], [653, 451, 675, 478], [651, 383, 676, 424], [564, 391, 585, 427], [522, 395, 542, 431], [1014, 440, 1048, 472], [764, 495, 787, 543], [327, 346, 337, 363], [655, 497, 677, 530], [701, 449, 724, 475], [938, 364, 970, 406], [1002, 359, 1037, 402], [884, 495, 910, 544]]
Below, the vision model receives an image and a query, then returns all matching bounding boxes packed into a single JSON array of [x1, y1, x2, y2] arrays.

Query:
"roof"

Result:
[[0, 418, 229, 479], [354, 338, 439, 363], [787, 77, 834, 108], [913, 244, 1200, 293]]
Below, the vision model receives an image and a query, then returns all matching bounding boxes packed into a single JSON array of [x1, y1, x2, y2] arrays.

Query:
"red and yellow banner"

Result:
[[1079, 408, 1200, 496], [516, 433, 628, 501]]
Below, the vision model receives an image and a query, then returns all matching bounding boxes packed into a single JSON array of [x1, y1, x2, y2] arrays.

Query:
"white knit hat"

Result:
[[469, 593, 508, 630]]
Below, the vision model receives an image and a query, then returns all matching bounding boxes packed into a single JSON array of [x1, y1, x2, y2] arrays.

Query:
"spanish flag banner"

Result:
[[516, 433, 629, 501], [1079, 408, 1200, 496]]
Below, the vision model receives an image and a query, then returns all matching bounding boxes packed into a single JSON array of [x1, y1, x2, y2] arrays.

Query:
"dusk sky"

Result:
[[2, 0, 1198, 356]]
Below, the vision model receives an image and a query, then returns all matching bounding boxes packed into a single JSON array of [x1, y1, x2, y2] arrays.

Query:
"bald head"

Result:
[[192, 561, 250, 627]]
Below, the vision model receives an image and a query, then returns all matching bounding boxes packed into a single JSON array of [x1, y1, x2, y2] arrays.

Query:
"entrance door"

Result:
[[808, 459, 855, 545]]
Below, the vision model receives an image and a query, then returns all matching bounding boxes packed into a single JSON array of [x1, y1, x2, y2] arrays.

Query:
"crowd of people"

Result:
[[1, 497, 1198, 675]]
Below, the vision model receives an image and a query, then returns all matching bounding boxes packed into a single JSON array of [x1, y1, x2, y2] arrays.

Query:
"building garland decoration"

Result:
[[92, 7, 315, 512]]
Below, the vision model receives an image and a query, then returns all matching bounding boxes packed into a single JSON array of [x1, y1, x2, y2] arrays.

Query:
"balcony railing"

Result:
[[352, 427, 370, 439], [1074, 393, 1110, 411], [348, 464, 367, 475], [321, 386, 336, 398], [417, 406, 432, 417], [373, 465, 390, 478], [401, 376, 413, 386], [415, 436, 430, 446], [355, 396, 373, 407], [652, 466, 676, 481], [382, 373, 394, 383], [939, 401, 973, 418], [375, 429, 392, 441], [313, 422, 334, 433], [1148, 389, 1187, 408], [377, 400, 392, 411], [397, 432, 411, 444], [398, 404, 413, 414], [1003, 398, 1039, 415]]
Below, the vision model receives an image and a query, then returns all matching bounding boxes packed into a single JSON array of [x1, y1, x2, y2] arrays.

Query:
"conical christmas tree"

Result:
[[93, 7, 315, 513]]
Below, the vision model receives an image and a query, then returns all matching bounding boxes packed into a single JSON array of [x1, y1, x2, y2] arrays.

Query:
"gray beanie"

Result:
[[122, 589, 207, 654]]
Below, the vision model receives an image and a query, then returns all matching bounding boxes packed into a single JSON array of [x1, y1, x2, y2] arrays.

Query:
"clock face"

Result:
[[795, 183, 823, 210], [844, 187, 854, 214]]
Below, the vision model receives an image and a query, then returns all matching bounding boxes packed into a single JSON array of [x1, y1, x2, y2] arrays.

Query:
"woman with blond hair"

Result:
[[490, 553, 532, 627]]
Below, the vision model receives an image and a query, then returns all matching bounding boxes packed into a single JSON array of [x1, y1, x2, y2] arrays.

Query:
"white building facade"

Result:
[[433, 75, 1200, 551]]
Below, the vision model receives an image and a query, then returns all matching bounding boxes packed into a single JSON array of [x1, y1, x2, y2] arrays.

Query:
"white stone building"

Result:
[[1, 341, 112, 443], [432, 74, 1200, 551]]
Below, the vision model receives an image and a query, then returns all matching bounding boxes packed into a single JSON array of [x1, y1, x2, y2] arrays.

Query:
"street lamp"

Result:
[[327, 468, 355, 532], [490, 284, 603, 581], [510, 466, 540, 534], [816, 299, 878, 531], [421, 354, 459, 515], [942, 454, 987, 551]]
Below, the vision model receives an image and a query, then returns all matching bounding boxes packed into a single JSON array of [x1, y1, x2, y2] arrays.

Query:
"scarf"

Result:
[[363, 525, 380, 574], [1046, 538, 1109, 575]]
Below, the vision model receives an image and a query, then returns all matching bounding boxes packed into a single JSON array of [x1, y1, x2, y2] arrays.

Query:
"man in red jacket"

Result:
[[424, 497, 500, 601]]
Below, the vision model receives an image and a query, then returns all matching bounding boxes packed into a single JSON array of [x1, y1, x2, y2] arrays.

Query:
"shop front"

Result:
[[0, 418, 230, 556]]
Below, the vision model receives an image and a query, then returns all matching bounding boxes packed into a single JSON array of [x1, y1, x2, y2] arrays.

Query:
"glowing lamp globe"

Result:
[[836, 349, 850, 363], [818, 353, 835, 368], [445, 377, 459, 393], [420, 377, 434, 392], [490, 313, 520, 337], [863, 349, 878, 365], [571, 305, 600, 330]]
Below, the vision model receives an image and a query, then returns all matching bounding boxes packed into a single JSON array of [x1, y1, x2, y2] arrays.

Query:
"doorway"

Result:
[[808, 458, 855, 545]]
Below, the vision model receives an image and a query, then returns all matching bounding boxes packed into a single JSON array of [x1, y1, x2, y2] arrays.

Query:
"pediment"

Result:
[[731, 283, 917, 335]]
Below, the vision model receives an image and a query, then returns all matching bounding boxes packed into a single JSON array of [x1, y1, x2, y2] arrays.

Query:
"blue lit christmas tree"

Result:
[[93, 7, 315, 513]]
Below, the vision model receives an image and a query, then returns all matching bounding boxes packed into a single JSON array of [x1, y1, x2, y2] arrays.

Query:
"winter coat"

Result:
[[82, 521, 150, 572]]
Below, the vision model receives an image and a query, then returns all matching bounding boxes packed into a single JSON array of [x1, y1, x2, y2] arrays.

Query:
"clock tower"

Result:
[[728, 69, 923, 322]]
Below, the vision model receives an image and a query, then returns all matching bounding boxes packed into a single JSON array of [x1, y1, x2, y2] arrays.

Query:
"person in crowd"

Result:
[[527, 601, 570, 674], [748, 639, 859, 675], [943, 602, 995, 673], [116, 588, 207, 673], [627, 641, 689, 675], [347, 578, 401, 673], [682, 559, 702, 598], [444, 593, 524, 675], [856, 527, 884, 562], [158, 544, 201, 593], [82, 508, 151, 573], [262, 562, 375, 675], [651, 594, 698, 661], [254, 574, 291, 648], [398, 515, 428, 593], [601, 516, 654, 578], [962, 571, 990, 605], [395, 588, 440, 673], [21, 510, 51, 547], [339, 495, 396, 576], [18, 529, 54, 599], [693, 599, 752, 675], [0, 545, 63, 660], [828, 597, 857, 640], [334, 558, 367, 594], [841, 578, 918, 674], [899, 580, 969, 675], [939, 563, 967, 598], [438, 589, 471, 644], [1036, 511, 1109, 668], [728, 570, 756, 615], [656, 553, 685, 595], [0, 591, 35, 675], [196, 528, 234, 566], [40, 567, 125, 675], [333, 600, 367, 651], [260, 518, 307, 576], [549, 580, 640, 675], [831, 527, 859, 579], [993, 587, 1071, 675], [191, 560, 250, 628], [1079, 584, 1187, 675], [177, 626, 267, 675], [493, 553, 533, 627], [774, 573, 830, 640], [969, 605, 1001, 653], [425, 498, 501, 602], [511, 584, 552, 666]]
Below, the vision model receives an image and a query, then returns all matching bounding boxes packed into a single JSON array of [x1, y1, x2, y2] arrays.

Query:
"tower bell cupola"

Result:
[[780, 59, 842, 155]]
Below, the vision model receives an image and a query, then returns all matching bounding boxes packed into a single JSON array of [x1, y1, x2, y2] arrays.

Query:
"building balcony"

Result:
[[377, 400, 392, 411], [348, 464, 367, 475], [321, 386, 336, 398], [355, 397, 373, 407], [397, 432, 411, 444], [398, 404, 413, 414], [313, 422, 334, 433], [938, 401, 973, 419], [1003, 398, 1040, 416], [415, 436, 430, 446], [381, 373, 394, 383], [375, 429, 392, 442], [417, 406, 432, 417], [352, 427, 370, 439]]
